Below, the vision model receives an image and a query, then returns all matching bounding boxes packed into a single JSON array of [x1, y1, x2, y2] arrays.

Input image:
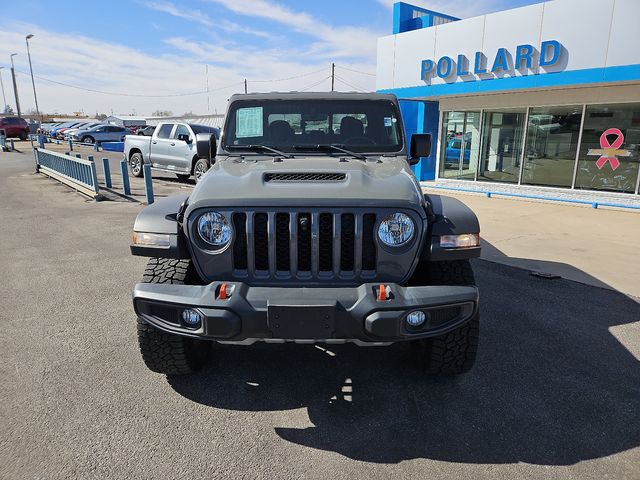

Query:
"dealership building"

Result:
[[377, 0, 640, 197]]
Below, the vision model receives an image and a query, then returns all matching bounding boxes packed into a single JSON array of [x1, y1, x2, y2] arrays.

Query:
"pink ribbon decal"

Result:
[[595, 128, 624, 171]]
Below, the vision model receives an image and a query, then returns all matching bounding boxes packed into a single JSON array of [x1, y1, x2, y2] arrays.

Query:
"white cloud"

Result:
[[205, 0, 380, 59], [0, 21, 376, 117], [144, 1, 214, 27]]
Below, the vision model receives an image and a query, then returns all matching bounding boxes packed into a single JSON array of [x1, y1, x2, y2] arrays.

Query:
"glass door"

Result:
[[477, 109, 526, 183], [439, 111, 481, 180]]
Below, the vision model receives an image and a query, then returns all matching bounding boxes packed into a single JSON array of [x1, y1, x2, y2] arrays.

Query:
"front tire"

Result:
[[193, 158, 210, 183], [137, 258, 209, 375], [129, 152, 144, 177], [81, 135, 94, 144], [410, 260, 479, 376]]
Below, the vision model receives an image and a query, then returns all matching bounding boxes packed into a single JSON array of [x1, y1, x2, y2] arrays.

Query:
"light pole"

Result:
[[25, 34, 41, 120], [10, 53, 21, 118], [0, 67, 7, 113]]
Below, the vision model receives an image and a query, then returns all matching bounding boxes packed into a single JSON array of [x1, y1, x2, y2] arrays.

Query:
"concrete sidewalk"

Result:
[[424, 187, 640, 297]]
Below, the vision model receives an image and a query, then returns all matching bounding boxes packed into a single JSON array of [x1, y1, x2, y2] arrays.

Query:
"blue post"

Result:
[[10, 139, 15, 151], [89, 161, 100, 195], [38, 135, 45, 149], [102, 158, 112, 188], [94, 142, 99, 152], [120, 159, 131, 195], [143, 164, 154, 204], [68, 139, 73, 151], [486, 192, 492, 198], [591, 202, 598, 209]]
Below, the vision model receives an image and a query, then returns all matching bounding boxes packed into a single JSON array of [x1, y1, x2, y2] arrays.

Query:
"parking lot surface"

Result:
[[1, 149, 639, 479]]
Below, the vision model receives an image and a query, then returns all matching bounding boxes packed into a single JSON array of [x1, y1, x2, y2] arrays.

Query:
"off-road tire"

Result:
[[411, 260, 479, 376], [176, 173, 191, 182], [137, 258, 209, 375], [129, 152, 144, 177]]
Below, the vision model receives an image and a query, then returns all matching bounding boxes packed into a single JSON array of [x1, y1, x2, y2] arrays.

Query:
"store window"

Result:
[[521, 106, 583, 188], [477, 109, 526, 183], [439, 111, 481, 180], [575, 103, 640, 194]]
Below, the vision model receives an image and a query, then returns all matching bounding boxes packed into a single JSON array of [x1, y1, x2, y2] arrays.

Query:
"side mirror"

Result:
[[196, 133, 217, 161], [177, 133, 192, 143], [409, 133, 432, 165]]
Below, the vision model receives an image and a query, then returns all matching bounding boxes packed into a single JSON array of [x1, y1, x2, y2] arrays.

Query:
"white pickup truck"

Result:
[[124, 122, 219, 183]]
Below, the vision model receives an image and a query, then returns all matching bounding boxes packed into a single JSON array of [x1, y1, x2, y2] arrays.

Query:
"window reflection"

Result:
[[574, 104, 640, 193], [522, 106, 583, 188], [439, 111, 480, 180], [477, 110, 526, 183]]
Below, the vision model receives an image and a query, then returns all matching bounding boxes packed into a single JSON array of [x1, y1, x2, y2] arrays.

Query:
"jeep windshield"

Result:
[[222, 99, 404, 154]]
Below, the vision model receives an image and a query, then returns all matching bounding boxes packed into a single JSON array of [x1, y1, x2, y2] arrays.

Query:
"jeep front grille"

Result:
[[231, 210, 377, 280]]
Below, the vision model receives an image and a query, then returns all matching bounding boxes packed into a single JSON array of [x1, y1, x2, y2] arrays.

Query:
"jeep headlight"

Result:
[[378, 213, 415, 247], [197, 212, 232, 247]]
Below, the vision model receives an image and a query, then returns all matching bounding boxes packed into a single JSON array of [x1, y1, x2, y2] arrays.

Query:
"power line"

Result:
[[15, 69, 244, 97], [248, 66, 327, 83], [299, 75, 331, 92], [333, 75, 369, 92], [336, 65, 376, 77]]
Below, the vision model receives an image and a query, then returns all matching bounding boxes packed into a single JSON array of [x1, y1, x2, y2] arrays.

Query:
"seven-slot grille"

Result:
[[231, 211, 377, 279]]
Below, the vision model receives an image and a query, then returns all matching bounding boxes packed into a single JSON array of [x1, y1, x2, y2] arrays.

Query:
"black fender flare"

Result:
[[130, 194, 191, 259], [422, 194, 481, 261]]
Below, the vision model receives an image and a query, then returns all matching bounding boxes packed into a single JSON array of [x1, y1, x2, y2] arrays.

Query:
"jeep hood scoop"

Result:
[[186, 156, 425, 210]]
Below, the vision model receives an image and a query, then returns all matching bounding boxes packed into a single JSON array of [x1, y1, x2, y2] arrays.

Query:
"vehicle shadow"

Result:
[[168, 258, 640, 465]]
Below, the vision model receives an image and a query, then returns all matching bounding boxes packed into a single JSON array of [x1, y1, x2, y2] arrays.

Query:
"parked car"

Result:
[[124, 123, 220, 182], [64, 123, 101, 139], [0, 116, 30, 140], [50, 122, 83, 138], [71, 124, 129, 144], [38, 122, 61, 134], [129, 91, 482, 377], [136, 126, 155, 136]]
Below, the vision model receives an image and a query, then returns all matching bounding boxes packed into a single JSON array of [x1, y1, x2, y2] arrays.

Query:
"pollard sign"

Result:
[[420, 40, 563, 82]]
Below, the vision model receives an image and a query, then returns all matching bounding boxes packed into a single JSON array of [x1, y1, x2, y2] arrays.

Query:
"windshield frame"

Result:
[[221, 98, 406, 156]]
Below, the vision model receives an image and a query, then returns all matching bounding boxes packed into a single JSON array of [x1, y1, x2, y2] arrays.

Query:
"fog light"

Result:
[[406, 310, 426, 328], [181, 309, 203, 328]]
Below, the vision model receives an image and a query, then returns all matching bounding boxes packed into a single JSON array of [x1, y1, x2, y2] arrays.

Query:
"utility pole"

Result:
[[205, 64, 210, 114], [10, 54, 21, 118], [0, 67, 7, 113], [331, 63, 335, 92], [25, 34, 41, 120], [244, 78, 248, 94]]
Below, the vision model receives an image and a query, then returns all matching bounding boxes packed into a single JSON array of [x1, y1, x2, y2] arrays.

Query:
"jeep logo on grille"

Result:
[[299, 216, 310, 232]]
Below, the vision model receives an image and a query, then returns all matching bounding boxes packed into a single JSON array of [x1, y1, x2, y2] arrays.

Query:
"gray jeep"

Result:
[[130, 92, 481, 376]]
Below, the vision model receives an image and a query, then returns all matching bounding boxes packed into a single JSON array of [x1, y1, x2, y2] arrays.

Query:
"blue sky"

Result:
[[0, 0, 545, 116]]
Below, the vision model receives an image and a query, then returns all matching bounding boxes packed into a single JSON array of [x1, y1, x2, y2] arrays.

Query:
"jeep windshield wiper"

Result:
[[226, 144, 292, 158], [293, 144, 367, 160]]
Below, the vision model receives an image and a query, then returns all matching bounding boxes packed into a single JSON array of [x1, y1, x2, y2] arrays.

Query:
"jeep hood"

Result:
[[185, 156, 425, 211]]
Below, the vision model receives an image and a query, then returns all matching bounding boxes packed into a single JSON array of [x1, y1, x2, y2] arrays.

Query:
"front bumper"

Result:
[[132, 282, 479, 344]]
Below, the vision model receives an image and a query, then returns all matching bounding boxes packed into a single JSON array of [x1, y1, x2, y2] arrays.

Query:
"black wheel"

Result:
[[176, 173, 191, 182], [19, 132, 28, 141], [81, 135, 94, 144], [193, 158, 210, 183], [410, 260, 479, 376], [137, 258, 209, 375], [129, 152, 144, 177]]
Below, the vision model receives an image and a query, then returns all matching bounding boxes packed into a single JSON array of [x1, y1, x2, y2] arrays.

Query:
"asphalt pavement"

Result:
[[1, 147, 639, 480]]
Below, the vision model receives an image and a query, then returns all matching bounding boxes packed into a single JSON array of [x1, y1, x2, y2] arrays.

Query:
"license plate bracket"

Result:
[[267, 303, 336, 339]]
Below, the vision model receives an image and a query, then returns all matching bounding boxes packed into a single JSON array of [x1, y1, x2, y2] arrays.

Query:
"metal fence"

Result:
[[35, 148, 100, 199]]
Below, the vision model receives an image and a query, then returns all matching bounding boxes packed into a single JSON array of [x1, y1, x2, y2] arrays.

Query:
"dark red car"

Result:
[[0, 117, 30, 140]]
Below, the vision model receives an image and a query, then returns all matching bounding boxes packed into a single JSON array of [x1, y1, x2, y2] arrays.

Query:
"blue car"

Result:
[[71, 124, 129, 144], [444, 138, 470, 166]]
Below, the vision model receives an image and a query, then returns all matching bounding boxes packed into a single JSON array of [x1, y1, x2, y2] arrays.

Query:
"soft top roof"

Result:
[[228, 91, 398, 102]]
